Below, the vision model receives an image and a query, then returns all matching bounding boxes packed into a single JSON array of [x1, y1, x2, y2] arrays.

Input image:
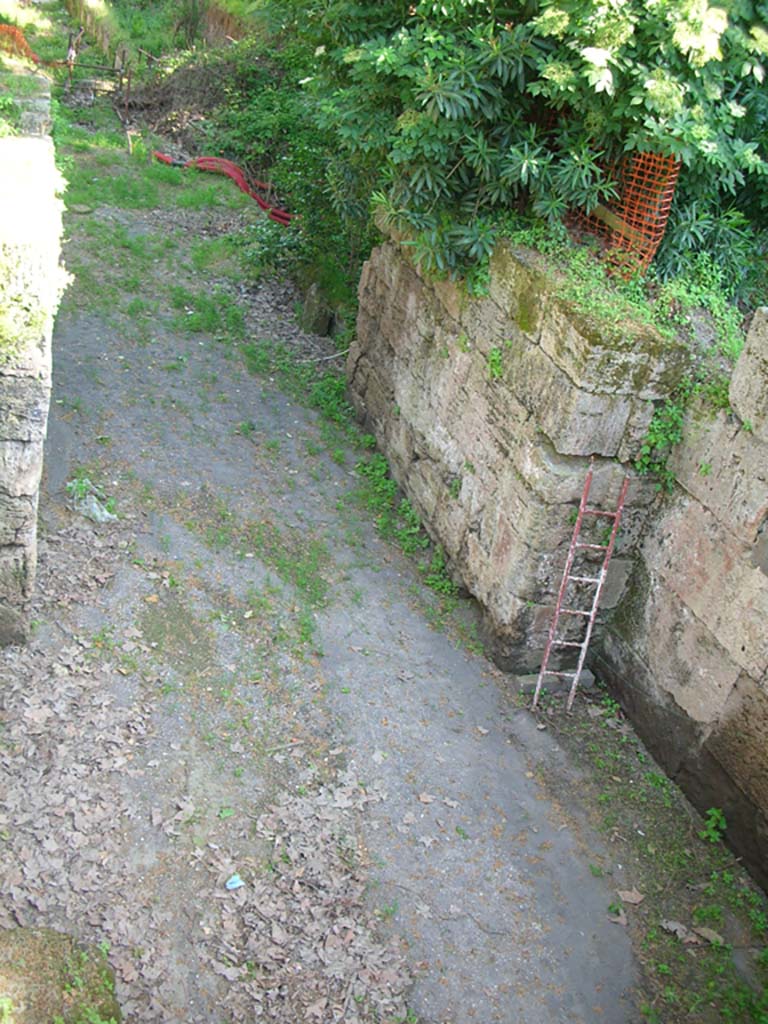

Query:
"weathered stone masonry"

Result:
[[349, 237, 768, 885], [595, 310, 768, 885], [0, 72, 64, 643]]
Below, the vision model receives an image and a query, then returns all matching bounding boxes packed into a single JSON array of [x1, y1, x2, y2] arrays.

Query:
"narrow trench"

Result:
[[1, 8, 767, 1024]]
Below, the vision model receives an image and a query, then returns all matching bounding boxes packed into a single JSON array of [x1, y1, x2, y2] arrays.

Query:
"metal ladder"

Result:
[[532, 461, 630, 712]]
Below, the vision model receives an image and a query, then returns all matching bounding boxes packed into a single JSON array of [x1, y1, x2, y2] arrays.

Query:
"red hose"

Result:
[[153, 151, 294, 225]]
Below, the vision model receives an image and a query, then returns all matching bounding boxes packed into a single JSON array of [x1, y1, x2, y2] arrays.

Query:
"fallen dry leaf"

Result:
[[661, 919, 689, 940], [617, 887, 645, 906], [694, 926, 725, 945]]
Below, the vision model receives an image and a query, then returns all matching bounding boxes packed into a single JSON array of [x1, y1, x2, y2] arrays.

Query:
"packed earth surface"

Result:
[[0, 103, 639, 1024], [1, 25, 767, 1024]]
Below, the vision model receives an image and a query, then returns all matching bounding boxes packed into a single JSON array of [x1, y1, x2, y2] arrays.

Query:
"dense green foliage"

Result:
[[198, 34, 376, 307], [285, 0, 768, 291], [101, 0, 768, 303]]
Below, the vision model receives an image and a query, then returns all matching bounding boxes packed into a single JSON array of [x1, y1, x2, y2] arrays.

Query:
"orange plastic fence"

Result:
[[573, 150, 681, 274], [0, 23, 45, 63]]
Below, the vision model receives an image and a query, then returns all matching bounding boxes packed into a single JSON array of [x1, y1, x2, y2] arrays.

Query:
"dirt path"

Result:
[[0, 103, 639, 1023]]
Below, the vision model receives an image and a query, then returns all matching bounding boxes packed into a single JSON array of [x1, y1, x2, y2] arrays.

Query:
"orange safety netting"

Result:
[[573, 150, 681, 274], [0, 23, 44, 63], [0, 23, 70, 67]]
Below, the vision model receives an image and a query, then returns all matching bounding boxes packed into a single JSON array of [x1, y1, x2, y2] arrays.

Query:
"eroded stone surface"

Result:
[[599, 314, 768, 885], [0, 83, 63, 641], [730, 308, 768, 441]]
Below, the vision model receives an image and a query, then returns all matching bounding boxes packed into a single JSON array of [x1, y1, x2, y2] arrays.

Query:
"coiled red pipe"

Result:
[[153, 152, 294, 226]]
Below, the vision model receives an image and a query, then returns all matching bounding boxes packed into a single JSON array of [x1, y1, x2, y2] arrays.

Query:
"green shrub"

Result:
[[196, 32, 377, 305], [288, 0, 767, 288]]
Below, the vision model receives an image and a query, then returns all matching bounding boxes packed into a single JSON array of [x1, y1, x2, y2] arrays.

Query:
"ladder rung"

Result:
[[533, 468, 630, 714]]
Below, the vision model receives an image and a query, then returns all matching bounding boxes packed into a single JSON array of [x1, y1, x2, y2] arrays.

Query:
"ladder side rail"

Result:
[[532, 463, 595, 709], [565, 475, 630, 710]]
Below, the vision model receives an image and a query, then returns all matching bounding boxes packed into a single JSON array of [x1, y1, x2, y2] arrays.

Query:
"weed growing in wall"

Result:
[[635, 366, 737, 492]]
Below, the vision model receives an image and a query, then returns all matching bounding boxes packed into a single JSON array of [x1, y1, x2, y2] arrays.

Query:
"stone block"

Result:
[[0, 376, 51, 442], [592, 634, 696, 774], [520, 441, 654, 510], [616, 397, 657, 464], [430, 485, 469, 558], [644, 585, 741, 724], [0, 439, 45, 498], [0, 545, 33, 603], [507, 340, 632, 456], [299, 282, 332, 335], [487, 242, 545, 337], [0, 602, 28, 645], [707, 674, 768, 812], [490, 240, 690, 399], [600, 557, 632, 610], [457, 295, 507, 344], [0, 490, 37, 547], [730, 308, 768, 442], [670, 400, 767, 543], [539, 301, 689, 400], [515, 668, 596, 695], [404, 454, 443, 524], [431, 275, 464, 322], [647, 499, 768, 679], [20, 98, 52, 136]]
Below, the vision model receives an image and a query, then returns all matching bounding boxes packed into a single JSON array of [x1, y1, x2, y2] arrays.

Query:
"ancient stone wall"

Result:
[[349, 239, 689, 667], [595, 310, 768, 885], [0, 74, 64, 643], [349, 239, 768, 883]]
